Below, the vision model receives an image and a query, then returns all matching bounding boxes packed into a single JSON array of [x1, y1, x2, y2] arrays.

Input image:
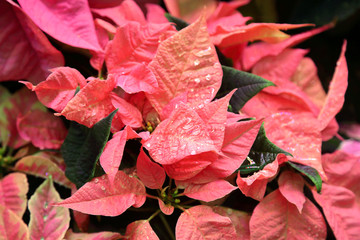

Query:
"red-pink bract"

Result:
[[322, 151, 360, 206], [91, 0, 146, 27], [21, 67, 87, 113], [14, 155, 73, 188], [164, 0, 217, 23], [124, 220, 159, 240], [17, 109, 67, 150], [195, 90, 235, 150], [183, 180, 237, 202], [18, 0, 102, 51], [0, 0, 64, 84], [278, 170, 306, 213], [136, 148, 166, 189], [313, 184, 360, 240], [0, 173, 28, 218], [0, 204, 29, 240], [211, 23, 313, 48], [0, 88, 38, 149], [105, 21, 175, 94], [175, 205, 237, 240], [54, 171, 146, 216], [28, 177, 70, 240], [146, 15, 222, 113], [264, 112, 325, 178], [250, 189, 326, 239], [58, 75, 116, 128], [318, 40, 348, 131], [236, 157, 279, 201], [241, 23, 333, 70], [212, 206, 250, 240], [157, 198, 174, 215], [64, 229, 122, 240], [144, 103, 216, 166], [290, 57, 327, 109], [100, 126, 142, 184]]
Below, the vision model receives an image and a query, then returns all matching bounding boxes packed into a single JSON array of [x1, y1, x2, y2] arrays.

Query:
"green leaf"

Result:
[[239, 123, 291, 176], [287, 161, 322, 193], [165, 13, 189, 31], [218, 66, 274, 112], [61, 109, 118, 188]]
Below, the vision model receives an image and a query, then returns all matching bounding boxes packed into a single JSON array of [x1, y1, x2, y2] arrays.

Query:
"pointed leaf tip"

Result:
[[219, 66, 275, 112], [62, 109, 118, 188]]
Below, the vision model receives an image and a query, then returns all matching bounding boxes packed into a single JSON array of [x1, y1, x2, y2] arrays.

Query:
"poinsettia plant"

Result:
[[1, 0, 359, 239]]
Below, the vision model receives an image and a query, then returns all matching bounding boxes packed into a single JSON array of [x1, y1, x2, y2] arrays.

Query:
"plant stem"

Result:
[[146, 194, 159, 200], [159, 213, 175, 240], [147, 209, 161, 222]]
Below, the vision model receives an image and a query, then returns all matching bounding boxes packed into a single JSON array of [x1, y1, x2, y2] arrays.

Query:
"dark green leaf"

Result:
[[218, 66, 274, 112], [239, 123, 291, 176], [287, 161, 322, 193], [61, 109, 118, 188], [165, 13, 189, 31]]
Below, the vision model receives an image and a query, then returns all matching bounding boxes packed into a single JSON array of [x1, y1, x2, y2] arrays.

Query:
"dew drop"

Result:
[[94, 178, 99, 184], [43, 215, 48, 221], [190, 88, 194, 92], [191, 126, 201, 135], [198, 104, 204, 109], [205, 74, 211, 81], [121, 71, 125, 75], [194, 59, 200, 66], [190, 150, 196, 155], [146, 143, 151, 148], [101, 186, 106, 191], [213, 62, 221, 68], [194, 78, 200, 84]]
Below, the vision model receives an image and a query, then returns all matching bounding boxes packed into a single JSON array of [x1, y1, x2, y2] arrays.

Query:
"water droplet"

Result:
[[182, 117, 193, 130], [205, 74, 211, 81], [213, 62, 221, 68], [190, 88, 194, 92], [43, 215, 48, 221], [191, 126, 201, 135], [94, 178, 99, 184], [175, 104, 178, 109], [146, 143, 151, 148], [121, 71, 125, 75], [194, 59, 200, 66], [101, 186, 106, 191], [198, 104, 204, 109], [43, 202, 48, 209], [194, 78, 200, 84], [190, 150, 196, 155]]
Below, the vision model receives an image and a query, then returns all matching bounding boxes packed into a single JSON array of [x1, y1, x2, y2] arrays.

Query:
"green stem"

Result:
[[159, 213, 175, 240], [147, 209, 161, 222]]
